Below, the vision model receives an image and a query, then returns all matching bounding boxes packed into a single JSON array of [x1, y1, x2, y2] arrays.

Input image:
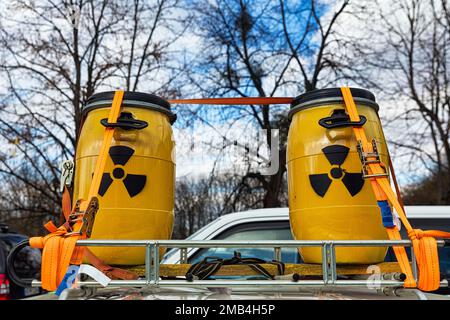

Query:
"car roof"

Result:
[[184, 205, 450, 242]]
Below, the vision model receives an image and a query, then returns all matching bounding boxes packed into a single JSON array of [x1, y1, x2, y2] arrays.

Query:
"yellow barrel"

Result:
[[287, 88, 389, 264], [73, 91, 176, 265]]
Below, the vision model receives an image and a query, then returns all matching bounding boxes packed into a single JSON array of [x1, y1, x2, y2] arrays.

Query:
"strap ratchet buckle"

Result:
[[356, 139, 389, 179], [66, 197, 99, 238]]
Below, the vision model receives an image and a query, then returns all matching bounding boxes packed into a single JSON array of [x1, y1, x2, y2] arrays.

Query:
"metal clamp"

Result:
[[356, 139, 389, 179], [60, 160, 74, 192], [66, 197, 99, 238], [80, 197, 99, 238]]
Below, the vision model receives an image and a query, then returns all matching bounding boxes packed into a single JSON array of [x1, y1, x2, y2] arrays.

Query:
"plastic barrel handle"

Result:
[[319, 109, 367, 129]]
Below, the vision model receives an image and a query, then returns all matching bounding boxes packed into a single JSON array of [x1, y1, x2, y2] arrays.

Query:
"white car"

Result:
[[162, 206, 450, 267], [28, 206, 450, 300]]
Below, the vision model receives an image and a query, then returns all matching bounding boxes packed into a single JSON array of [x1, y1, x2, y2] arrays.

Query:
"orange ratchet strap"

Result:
[[61, 183, 138, 281], [341, 86, 450, 291], [168, 97, 294, 105], [30, 90, 125, 291]]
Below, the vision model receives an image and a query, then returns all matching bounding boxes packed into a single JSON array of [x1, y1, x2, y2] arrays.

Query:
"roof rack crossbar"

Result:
[[30, 239, 447, 290]]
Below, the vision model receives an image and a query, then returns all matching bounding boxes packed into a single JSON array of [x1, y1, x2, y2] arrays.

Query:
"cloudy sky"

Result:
[[0, 0, 442, 187]]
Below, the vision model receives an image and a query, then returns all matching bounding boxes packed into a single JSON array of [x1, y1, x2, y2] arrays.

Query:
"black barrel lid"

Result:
[[83, 91, 176, 123], [289, 87, 379, 119]]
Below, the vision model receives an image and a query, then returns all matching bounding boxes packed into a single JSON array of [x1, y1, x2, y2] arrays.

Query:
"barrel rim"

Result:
[[289, 88, 379, 119], [83, 91, 176, 123]]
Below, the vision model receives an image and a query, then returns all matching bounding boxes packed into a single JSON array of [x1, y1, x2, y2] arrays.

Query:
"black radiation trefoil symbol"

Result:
[[98, 146, 146, 197], [309, 145, 364, 197]]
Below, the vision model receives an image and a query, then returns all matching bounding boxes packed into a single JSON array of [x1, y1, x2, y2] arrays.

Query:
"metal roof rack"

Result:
[[31, 239, 448, 290]]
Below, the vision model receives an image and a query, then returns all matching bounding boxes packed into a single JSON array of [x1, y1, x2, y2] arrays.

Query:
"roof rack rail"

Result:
[[30, 239, 448, 290]]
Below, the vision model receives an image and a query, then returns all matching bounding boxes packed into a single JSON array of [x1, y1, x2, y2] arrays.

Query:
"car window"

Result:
[[188, 221, 301, 264]]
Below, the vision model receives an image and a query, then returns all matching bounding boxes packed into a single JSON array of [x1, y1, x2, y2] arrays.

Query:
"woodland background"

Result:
[[0, 0, 448, 238]]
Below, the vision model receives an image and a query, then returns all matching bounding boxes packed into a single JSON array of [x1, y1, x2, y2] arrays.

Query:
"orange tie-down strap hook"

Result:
[[29, 90, 125, 291], [340, 86, 450, 291]]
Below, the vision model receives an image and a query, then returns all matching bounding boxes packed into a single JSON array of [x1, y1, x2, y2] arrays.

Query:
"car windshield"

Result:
[[188, 221, 300, 264], [162, 216, 231, 261]]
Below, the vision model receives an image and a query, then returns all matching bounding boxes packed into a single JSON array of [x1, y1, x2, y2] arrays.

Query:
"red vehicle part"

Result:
[[0, 273, 10, 300]]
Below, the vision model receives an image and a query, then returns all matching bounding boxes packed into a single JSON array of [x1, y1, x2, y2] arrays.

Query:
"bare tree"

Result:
[[0, 0, 188, 232], [173, 170, 270, 238], [174, 176, 211, 239], [351, 0, 450, 203], [182, 0, 350, 208]]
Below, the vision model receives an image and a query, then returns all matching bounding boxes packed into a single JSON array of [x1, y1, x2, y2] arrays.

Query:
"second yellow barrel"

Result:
[[287, 88, 389, 264], [73, 91, 176, 265]]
